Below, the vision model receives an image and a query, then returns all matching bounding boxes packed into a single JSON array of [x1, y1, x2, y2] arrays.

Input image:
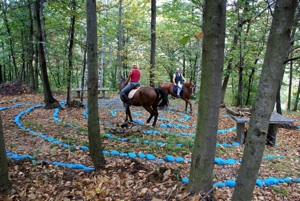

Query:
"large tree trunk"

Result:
[[232, 1, 298, 200], [150, 0, 156, 87], [66, 0, 76, 105], [86, 0, 106, 168], [0, 116, 9, 190], [187, 0, 226, 196], [34, 0, 60, 109]]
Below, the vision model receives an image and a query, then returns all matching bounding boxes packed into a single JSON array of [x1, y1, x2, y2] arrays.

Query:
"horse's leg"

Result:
[[183, 98, 192, 113], [127, 107, 133, 123], [143, 106, 155, 125], [152, 105, 159, 126]]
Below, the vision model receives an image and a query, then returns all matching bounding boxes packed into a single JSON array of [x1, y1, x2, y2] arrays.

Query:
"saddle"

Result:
[[173, 84, 183, 96], [128, 84, 141, 99]]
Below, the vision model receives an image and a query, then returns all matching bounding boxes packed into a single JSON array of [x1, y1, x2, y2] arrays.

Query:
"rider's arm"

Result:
[[182, 74, 186, 82], [125, 71, 132, 85]]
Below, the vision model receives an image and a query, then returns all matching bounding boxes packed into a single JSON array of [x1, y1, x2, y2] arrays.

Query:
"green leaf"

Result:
[[179, 36, 191, 45]]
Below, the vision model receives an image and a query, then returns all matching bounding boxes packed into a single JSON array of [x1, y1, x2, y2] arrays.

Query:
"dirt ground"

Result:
[[0, 92, 299, 201]]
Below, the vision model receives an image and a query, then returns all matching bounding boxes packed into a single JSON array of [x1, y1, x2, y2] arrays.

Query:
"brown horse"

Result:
[[159, 82, 195, 113], [119, 78, 168, 126]]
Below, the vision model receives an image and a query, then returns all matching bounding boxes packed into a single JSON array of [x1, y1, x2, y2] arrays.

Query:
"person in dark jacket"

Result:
[[172, 67, 186, 97]]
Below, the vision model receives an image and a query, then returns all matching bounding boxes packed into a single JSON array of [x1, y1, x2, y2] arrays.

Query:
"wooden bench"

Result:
[[228, 112, 294, 146], [71, 87, 109, 98]]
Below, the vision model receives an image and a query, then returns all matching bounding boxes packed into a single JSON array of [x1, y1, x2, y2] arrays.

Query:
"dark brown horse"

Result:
[[159, 82, 195, 113], [119, 78, 168, 126]]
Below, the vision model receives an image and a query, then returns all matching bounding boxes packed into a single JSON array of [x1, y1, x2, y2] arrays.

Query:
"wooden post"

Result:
[[266, 124, 278, 146]]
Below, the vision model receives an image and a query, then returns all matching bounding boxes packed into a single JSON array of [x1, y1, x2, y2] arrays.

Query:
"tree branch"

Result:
[[284, 56, 300, 64]]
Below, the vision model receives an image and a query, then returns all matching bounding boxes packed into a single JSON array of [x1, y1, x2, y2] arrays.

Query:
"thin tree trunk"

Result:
[[117, 0, 123, 80], [195, 40, 202, 94], [81, 46, 87, 102], [34, 43, 39, 90], [99, 0, 107, 88], [86, 0, 106, 168], [292, 79, 300, 111], [287, 61, 292, 110], [187, 0, 226, 196], [34, 0, 60, 109], [150, 0, 156, 87], [276, 79, 282, 114], [2, 0, 18, 80], [66, 0, 76, 105], [287, 26, 296, 110], [0, 64, 2, 84], [232, 1, 297, 200], [0, 116, 9, 190], [28, 0, 35, 90]]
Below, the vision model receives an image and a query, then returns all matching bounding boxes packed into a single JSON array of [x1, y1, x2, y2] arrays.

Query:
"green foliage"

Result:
[[0, 0, 299, 107]]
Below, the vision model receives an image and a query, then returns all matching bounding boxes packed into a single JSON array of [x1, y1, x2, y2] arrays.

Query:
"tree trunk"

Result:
[[292, 79, 300, 111], [0, 116, 9, 190], [2, 0, 18, 80], [99, 0, 107, 88], [187, 0, 226, 195], [34, 43, 39, 90], [232, 1, 297, 200], [66, 0, 76, 105], [276, 79, 282, 114], [150, 0, 156, 87], [34, 0, 60, 109], [81, 47, 87, 102], [287, 61, 292, 110], [117, 0, 123, 80], [195, 41, 202, 94], [28, 0, 36, 90], [86, 0, 106, 168], [0, 64, 2, 84], [287, 26, 296, 110]]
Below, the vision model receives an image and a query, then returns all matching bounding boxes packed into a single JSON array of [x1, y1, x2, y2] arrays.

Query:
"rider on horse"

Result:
[[173, 67, 186, 97], [120, 62, 141, 106]]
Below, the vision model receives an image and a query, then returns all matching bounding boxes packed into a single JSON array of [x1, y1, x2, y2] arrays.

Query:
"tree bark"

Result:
[[86, 0, 106, 168], [187, 0, 226, 195], [34, 0, 60, 109], [232, 1, 298, 200], [0, 116, 9, 190], [66, 0, 76, 105], [150, 0, 156, 87]]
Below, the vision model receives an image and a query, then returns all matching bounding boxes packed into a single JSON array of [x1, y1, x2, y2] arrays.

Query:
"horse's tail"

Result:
[[155, 88, 169, 109]]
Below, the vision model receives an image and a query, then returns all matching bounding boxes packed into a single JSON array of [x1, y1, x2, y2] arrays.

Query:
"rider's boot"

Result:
[[177, 88, 181, 98], [123, 94, 131, 107]]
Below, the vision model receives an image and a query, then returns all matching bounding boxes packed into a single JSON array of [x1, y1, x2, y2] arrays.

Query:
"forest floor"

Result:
[[0, 88, 299, 201]]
